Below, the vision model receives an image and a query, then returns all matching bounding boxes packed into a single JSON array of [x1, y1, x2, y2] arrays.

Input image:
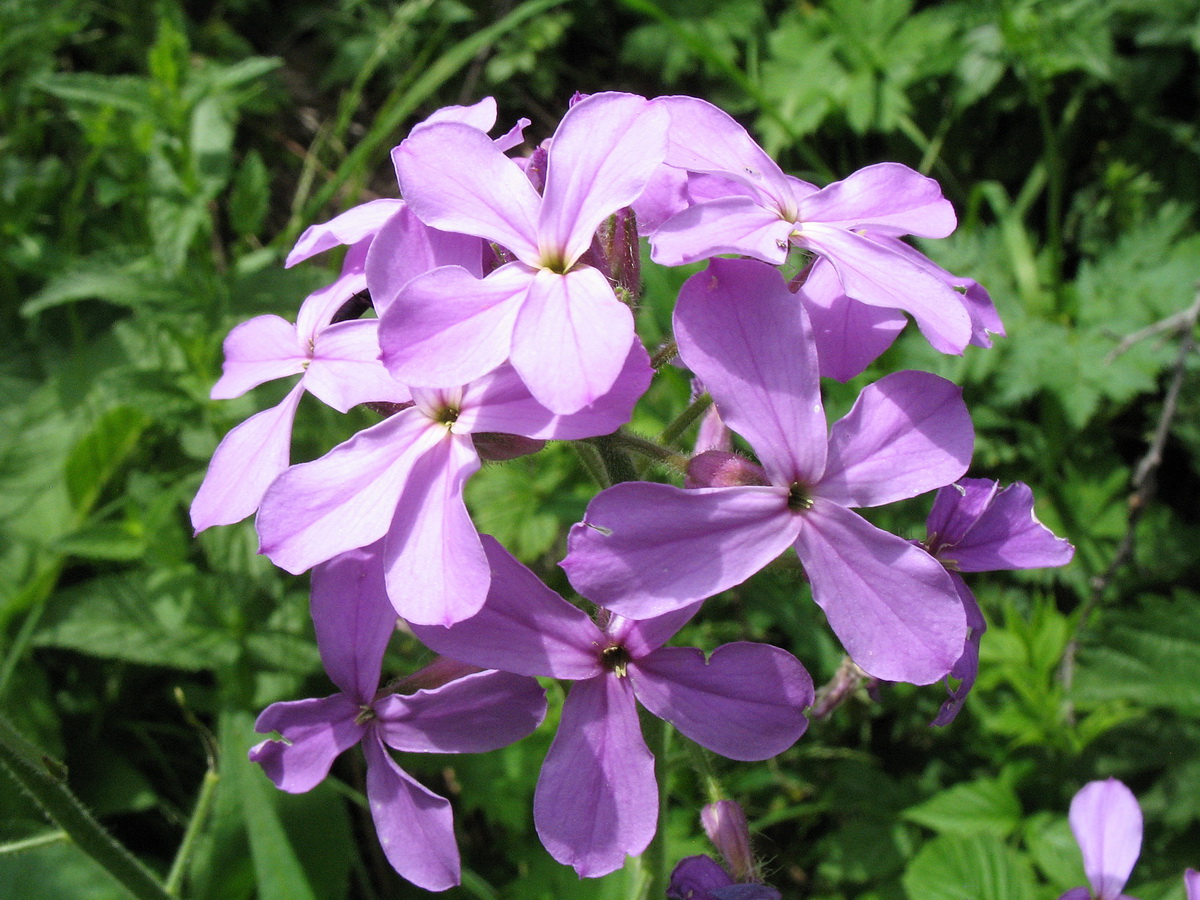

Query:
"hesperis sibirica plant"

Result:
[[192, 90, 1072, 889]]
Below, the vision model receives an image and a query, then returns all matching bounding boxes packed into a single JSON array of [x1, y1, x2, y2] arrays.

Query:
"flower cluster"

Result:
[[195, 91, 1074, 889]]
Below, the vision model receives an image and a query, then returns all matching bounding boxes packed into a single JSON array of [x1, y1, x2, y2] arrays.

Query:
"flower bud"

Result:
[[701, 800, 754, 882], [685, 451, 770, 490]]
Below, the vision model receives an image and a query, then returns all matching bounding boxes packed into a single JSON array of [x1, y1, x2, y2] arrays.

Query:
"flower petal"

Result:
[[800, 258, 906, 382], [374, 669, 545, 753], [534, 676, 657, 878], [817, 370, 973, 508], [946, 482, 1075, 572], [190, 384, 304, 532], [606, 603, 705, 660], [250, 694, 363, 793], [675, 258, 828, 484], [286, 199, 404, 267], [650, 195, 793, 267], [509, 266, 635, 415], [794, 500, 966, 684], [410, 535, 605, 680], [362, 730, 460, 892], [631, 642, 812, 760], [562, 483, 799, 619], [210, 315, 306, 400], [305, 319, 410, 412], [798, 163, 956, 238], [1069, 778, 1143, 900], [930, 574, 987, 727]]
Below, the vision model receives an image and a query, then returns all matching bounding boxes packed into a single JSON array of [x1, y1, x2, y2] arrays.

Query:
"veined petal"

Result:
[[539, 92, 668, 266], [794, 500, 966, 684], [799, 258, 906, 382], [534, 676, 657, 878], [1069, 779, 1142, 900], [381, 431, 486, 626], [310, 544, 396, 701], [607, 603, 704, 660], [930, 574, 986, 727], [817, 370, 973, 508], [927, 478, 1000, 546], [946, 482, 1074, 572], [256, 410, 443, 574], [420, 96, 497, 131], [650, 196, 793, 268], [675, 258, 827, 485], [190, 383, 304, 532], [379, 262, 527, 389], [798, 163, 956, 238], [249, 694, 363, 793], [797, 224, 973, 354], [211, 315, 306, 400], [374, 669, 545, 753], [305, 319, 410, 412], [394, 122, 541, 263], [286, 199, 404, 267], [562, 483, 799, 619], [510, 266, 634, 415], [362, 731, 460, 892], [364, 204, 484, 316], [410, 535, 605, 680], [631, 642, 812, 760]]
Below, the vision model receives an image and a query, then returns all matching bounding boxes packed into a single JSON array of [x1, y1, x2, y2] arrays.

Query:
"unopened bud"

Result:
[[685, 451, 769, 490], [701, 800, 754, 882]]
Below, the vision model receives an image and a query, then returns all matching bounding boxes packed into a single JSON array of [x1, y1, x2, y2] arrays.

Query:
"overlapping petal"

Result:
[[364, 204, 483, 315], [286, 199, 404, 267], [945, 481, 1075, 572], [797, 163, 956, 238], [650, 195, 792, 267], [210, 315, 306, 400], [310, 545, 395, 701], [249, 694, 363, 793], [303, 319, 410, 413]]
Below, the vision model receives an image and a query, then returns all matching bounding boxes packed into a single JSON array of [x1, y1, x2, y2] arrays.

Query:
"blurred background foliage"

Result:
[[2, 0, 1199, 896]]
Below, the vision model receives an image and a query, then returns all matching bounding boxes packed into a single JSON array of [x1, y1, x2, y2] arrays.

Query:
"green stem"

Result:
[[572, 440, 612, 489], [164, 768, 219, 895], [659, 393, 713, 447], [606, 431, 689, 472], [0, 713, 172, 900], [0, 830, 67, 855], [643, 716, 672, 899], [586, 433, 641, 484]]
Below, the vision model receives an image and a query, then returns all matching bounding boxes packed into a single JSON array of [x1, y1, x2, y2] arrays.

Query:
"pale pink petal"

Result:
[[539, 92, 668, 266], [295, 266, 367, 343], [211, 315, 306, 400], [286, 199, 404, 267], [675, 258, 827, 485], [1069, 779, 1142, 900], [631, 642, 812, 760], [249, 694, 363, 793], [364, 204, 483, 316], [534, 676, 657, 878], [492, 117, 531, 152], [381, 431, 486, 626], [797, 223, 973, 354], [394, 122, 541, 263], [631, 163, 689, 232], [798, 163, 956, 238], [303, 320, 409, 412], [379, 262, 527, 389], [509, 266, 635, 415], [650, 195, 793, 267], [190, 383, 304, 532], [1184, 869, 1199, 900], [420, 96, 497, 131], [362, 731, 460, 892], [817, 370, 973, 508], [310, 544, 396, 700], [374, 669, 545, 753], [409, 535, 605, 680], [562, 483, 799, 620], [256, 411, 443, 574], [794, 500, 966, 684]]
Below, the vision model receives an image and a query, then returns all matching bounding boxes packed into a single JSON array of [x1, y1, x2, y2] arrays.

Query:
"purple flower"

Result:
[[1186, 869, 1200, 900], [410, 536, 813, 878], [667, 855, 782, 900], [381, 91, 669, 413], [1059, 779, 1143, 900], [563, 257, 973, 685], [256, 343, 649, 625], [922, 478, 1074, 724], [248, 545, 546, 891]]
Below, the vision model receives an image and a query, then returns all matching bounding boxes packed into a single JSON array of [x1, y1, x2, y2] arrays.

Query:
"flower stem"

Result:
[[164, 768, 220, 895], [659, 393, 713, 447], [643, 715, 673, 899]]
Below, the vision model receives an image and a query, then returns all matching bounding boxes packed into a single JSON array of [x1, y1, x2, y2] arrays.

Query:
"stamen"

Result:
[[600, 644, 631, 678], [787, 483, 814, 511]]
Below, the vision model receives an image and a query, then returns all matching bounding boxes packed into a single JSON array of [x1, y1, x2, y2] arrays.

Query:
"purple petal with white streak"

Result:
[[675, 258, 827, 485], [510, 265, 634, 414], [381, 430, 486, 626], [798, 163, 956, 238], [379, 262, 527, 389], [563, 483, 799, 619], [1069, 778, 1142, 900], [249, 694, 363, 793], [650, 195, 792, 267], [190, 383, 303, 532], [395, 122, 541, 263], [374, 669, 545, 753], [286, 200, 404, 267], [364, 204, 483, 315], [310, 544, 396, 700], [362, 730, 460, 892], [817, 370, 972, 508], [534, 675, 657, 878], [799, 259, 906, 381], [210, 315, 305, 400], [631, 642, 812, 760], [794, 500, 966, 684], [256, 410, 443, 574], [410, 535, 605, 680]]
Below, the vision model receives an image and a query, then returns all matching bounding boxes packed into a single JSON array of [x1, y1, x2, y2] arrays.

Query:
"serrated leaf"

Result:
[[21, 256, 178, 317], [902, 833, 1038, 900], [903, 777, 1022, 837], [64, 406, 151, 513]]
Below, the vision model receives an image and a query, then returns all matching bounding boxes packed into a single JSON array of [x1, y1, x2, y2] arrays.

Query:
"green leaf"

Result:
[[64, 406, 151, 513], [52, 523, 147, 562], [228, 150, 269, 238], [190, 96, 234, 200], [34, 73, 155, 116], [902, 833, 1038, 900], [902, 777, 1022, 837]]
